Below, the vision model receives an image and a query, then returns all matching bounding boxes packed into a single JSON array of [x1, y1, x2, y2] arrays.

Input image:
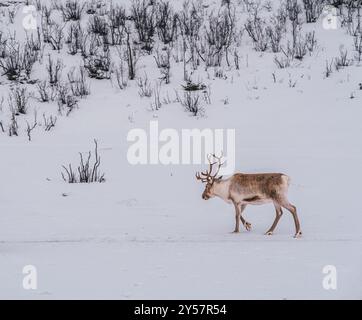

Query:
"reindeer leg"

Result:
[[239, 204, 251, 231], [232, 201, 241, 233], [282, 201, 302, 238], [265, 202, 283, 235]]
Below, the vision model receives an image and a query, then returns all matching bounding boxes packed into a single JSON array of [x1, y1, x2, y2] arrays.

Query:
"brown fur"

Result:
[[198, 172, 302, 238], [229, 173, 287, 203]]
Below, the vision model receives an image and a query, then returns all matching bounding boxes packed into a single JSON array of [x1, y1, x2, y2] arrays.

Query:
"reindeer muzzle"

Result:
[[202, 193, 210, 200]]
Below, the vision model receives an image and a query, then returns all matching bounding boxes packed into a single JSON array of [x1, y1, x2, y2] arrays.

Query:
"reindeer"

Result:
[[196, 154, 302, 238]]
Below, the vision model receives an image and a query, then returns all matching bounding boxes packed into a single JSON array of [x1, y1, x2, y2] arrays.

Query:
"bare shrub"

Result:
[[88, 14, 109, 37], [113, 61, 128, 90], [303, 0, 325, 23], [43, 113, 57, 131], [8, 5, 18, 24], [182, 80, 206, 91], [8, 86, 29, 115], [233, 49, 240, 69], [324, 59, 333, 77], [282, 30, 317, 61], [293, 35, 308, 60], [288, 75, 297, 88], [131, 0, 156, 52], [80, 34, 98, 58], [287, 0, 303, 49], [55, 82, 69, 105], [0, 40, 37, 81], [137, 74, 152, 98], [305, 31, 317, 52], [60, 0, 85, 22], [214, 67, 226, 79], [266, 7, 287, 53], [49, 23, 65, 52], [8, 112, 18, 137], [155, 0, 178, 44], [67, 22, 84, 55], [67, 66, 90, 97], [62, 140, 105, 183], [85, 0, 97, 15], [245, 9, 269, 51], [203, 6, 236, 67], [35, 0, 42, 11], [274, 54, 291, 68], [151, 83, 162, 110], [203, 85, 212, 105], [179, 91, 204, 116], [24, 55, 39, 80], [334, 48, 353, 70], [154, 47, 171, 83], [179, 1, 204, 70], [108, 3, 126, 45], [340, 1, 361, 36], [46, 55, 63, 85], [0, 32, 7, 58], [41, 18, 52, 45], [56, 83, 78, 116], [354, 33, 362, 61], [83, 49, 111, 79], [25, 31, 42, 53], [26, 112, 38, 142], [64, 95, 78, 116], [0, 44, 23, 80], [41, 4, 53, 27], [0, 95, 3, 112], [122, 28, 138, 80], [36, 80, 54, 102]]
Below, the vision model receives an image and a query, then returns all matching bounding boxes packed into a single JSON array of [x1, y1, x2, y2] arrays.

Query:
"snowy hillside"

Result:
[[0, 0, 361, 299]]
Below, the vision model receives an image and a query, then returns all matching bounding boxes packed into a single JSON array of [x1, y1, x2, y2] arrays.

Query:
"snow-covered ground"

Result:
[[0, 0, 361, 299]]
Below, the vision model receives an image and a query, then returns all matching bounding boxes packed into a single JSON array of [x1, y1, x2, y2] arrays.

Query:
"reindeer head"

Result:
[[196, 154, 224, 200]]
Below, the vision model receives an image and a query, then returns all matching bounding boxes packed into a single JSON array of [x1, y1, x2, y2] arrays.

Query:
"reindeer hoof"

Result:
[[244, 222, 252, 231], [265, 231, 273, 236], [294, 231, 302, 238], [231, 230, 240, 234]]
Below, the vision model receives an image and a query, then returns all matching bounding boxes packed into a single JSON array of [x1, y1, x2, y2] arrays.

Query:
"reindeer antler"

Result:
[[195, 152, 225, 183], [195, 172, 208, 182], [209, 153, 225, 178]]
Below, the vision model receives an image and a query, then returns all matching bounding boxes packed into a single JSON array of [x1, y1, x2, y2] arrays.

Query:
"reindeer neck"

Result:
[[213, 179, 231, 202]]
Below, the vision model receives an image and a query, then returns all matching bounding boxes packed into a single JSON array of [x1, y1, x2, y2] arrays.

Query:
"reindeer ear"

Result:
[[217, 176, 223, 180]]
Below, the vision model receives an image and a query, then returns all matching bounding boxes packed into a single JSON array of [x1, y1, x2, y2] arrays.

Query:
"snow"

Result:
[[0, 0, 361, 299]]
